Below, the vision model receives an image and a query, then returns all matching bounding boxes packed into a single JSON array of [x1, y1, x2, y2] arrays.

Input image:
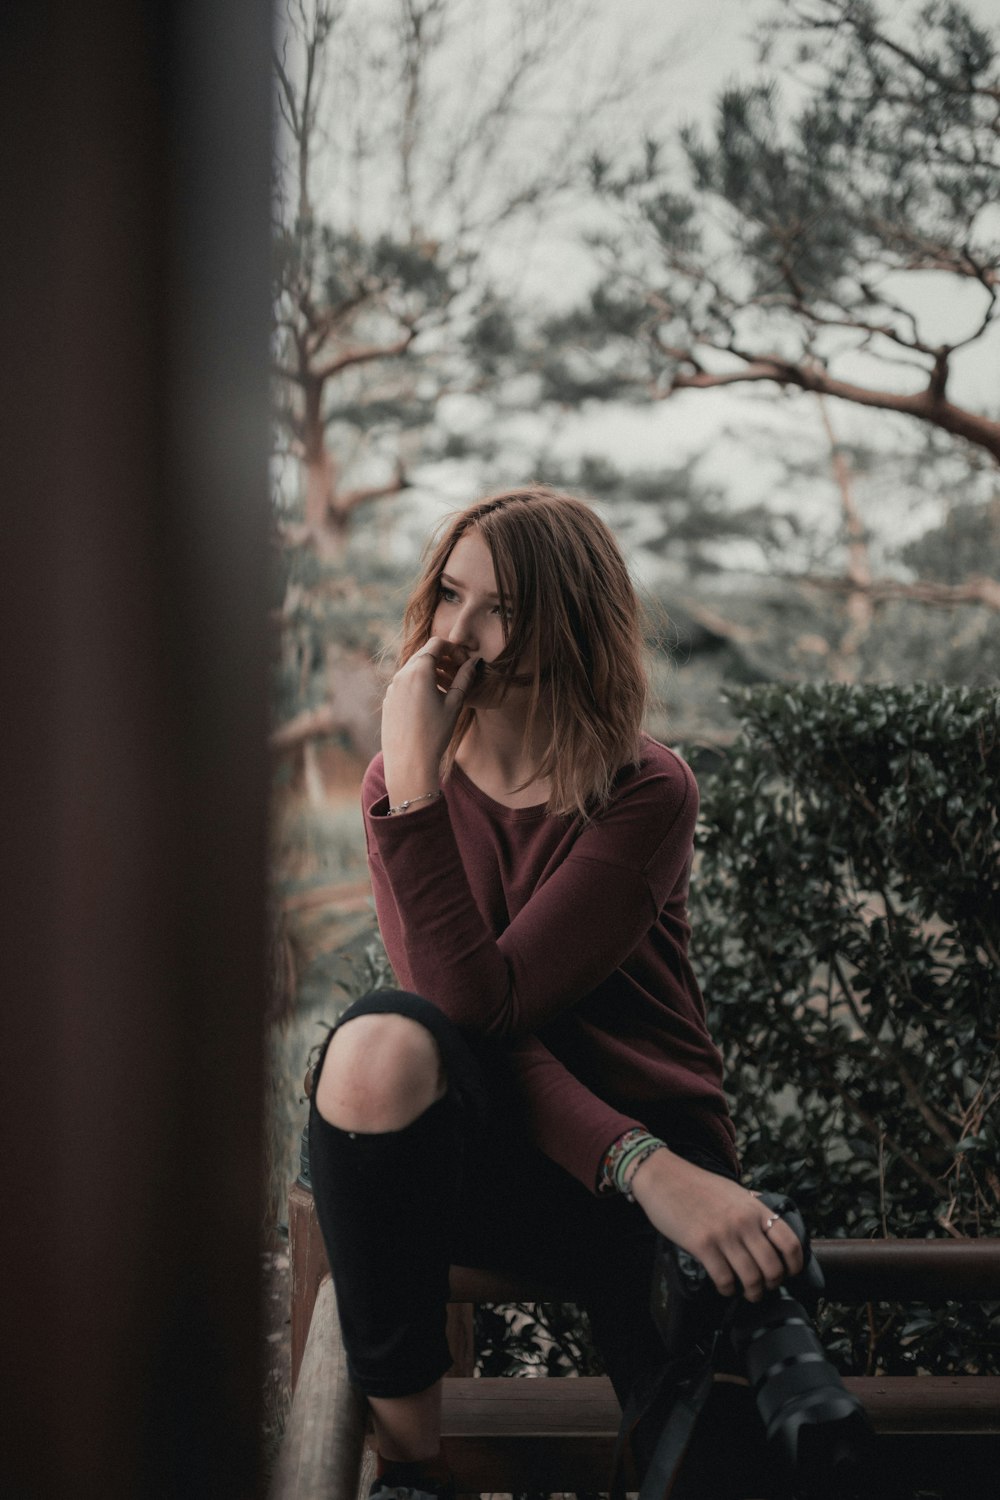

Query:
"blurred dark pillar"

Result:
[[0, 4, 273, 1497]]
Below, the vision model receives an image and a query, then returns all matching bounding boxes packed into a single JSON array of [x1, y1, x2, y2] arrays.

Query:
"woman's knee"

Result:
[[313, 1011, 447, 1132]]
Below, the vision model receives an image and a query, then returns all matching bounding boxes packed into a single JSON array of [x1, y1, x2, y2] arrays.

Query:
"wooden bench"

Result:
[[272, 1181, 1000, 1499]]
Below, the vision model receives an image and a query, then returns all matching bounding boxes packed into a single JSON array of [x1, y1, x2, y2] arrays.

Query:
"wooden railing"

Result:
[[272, 1181, 1000, 1500]]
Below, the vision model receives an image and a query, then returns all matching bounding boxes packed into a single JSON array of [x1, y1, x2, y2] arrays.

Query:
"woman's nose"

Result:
[[447, 606, 477, 650]]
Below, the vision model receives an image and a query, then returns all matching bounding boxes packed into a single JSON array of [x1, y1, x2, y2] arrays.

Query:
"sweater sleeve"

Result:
[[363, 752, 698, 1040], [508, 1033, 644, 1190]]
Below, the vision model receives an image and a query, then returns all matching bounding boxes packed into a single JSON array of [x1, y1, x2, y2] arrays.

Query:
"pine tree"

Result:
[[547, 0, 1000, 460]]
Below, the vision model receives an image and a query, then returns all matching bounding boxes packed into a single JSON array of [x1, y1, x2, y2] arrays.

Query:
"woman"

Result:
[[308, 486, 802, 1500]]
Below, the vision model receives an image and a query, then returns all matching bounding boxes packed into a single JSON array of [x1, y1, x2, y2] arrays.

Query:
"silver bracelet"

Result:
[[387, 788, 442, 816]]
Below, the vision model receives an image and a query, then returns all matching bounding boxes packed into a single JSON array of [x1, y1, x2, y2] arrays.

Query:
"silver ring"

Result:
[[763, 1212, 782, 1235]]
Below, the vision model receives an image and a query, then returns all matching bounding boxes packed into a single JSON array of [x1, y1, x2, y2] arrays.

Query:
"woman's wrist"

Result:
[[627, 1141, 679, 1207], [384, 761, 441, 813], [386, 788, 442, 816]]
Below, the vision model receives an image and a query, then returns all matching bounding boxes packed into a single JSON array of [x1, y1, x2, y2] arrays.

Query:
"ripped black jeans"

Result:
[[306, 988, 736, 1410]]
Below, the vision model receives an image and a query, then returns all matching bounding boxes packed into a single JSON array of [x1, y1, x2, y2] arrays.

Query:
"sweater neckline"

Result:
[[448, 760, 551, 823]]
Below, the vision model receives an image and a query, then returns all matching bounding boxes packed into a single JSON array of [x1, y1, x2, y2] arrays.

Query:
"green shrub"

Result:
[[691, 683, 999, 1374]]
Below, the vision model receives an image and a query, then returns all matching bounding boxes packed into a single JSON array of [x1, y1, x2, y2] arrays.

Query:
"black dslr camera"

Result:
[[648, 1192, 873, 1500]]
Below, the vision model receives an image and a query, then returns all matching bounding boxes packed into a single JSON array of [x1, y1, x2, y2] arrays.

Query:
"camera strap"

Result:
[[636, 1354, 717, 1500], [610, 1333, 721, 1500]]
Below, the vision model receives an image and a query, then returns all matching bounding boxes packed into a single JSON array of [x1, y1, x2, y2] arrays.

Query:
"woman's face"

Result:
[[430, 530, 513, 670]]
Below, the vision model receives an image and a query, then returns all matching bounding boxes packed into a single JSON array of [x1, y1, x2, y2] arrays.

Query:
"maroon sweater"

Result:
[[362, 736, 737, 1192]]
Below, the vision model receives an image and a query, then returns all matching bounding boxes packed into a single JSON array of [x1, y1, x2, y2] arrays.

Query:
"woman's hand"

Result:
[[381, 637, 481, 808], [629, 1147, 804, 1302]]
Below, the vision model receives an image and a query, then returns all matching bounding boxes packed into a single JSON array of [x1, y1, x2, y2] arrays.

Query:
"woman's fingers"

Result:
[[382, 642, 480, 776], [404, 637, 470, 695], [746, 1231, 790, 1294], [726, 1209, 805, 1300], [702, 1232, 789, 1302], [701, 1225, 780, 1302], [762, 1214, 805, 1278], [630, 1152, 809, 1304], [381, 639, 476, 780], [444, 653, 480, 709], [697, 1244, 740, 1300]]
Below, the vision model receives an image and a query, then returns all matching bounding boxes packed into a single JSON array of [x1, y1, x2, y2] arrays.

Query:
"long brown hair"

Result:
[[399, 485, 649, 818]]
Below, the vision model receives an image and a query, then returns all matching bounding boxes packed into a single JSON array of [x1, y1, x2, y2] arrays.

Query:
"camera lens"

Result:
[[729, 1289, 872, 1498]]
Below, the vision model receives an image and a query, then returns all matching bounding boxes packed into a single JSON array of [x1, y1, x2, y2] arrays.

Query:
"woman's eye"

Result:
[[438, 584, 509, 619]]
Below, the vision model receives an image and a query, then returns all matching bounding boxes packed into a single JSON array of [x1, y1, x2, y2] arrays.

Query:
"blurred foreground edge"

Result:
[[0, 4, 273, 1497]]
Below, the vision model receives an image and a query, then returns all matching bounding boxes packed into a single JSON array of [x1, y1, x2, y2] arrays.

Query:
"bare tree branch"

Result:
[[661, 351, 1000, 461], [315, 327, 418, 381], [336, 464, 409, 517], [793, 298, 941, 360], [270, 702, 337, 755], [867, 221, 1000, 287], [802, 573, 1000, 612], [674, 596, 763, 645]]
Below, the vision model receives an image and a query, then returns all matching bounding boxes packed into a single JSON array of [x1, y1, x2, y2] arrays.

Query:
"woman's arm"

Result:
[[365, 751, 697, 1039], [506, 1033, 805, 1299]]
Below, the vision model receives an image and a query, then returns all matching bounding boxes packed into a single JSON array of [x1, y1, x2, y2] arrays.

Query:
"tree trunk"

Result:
[[818, 396, 875, 683], [303, 738, 328, 808], [301, 375, 353, 561], [321, 505, 351, 563], [302, 375, 332, 524]]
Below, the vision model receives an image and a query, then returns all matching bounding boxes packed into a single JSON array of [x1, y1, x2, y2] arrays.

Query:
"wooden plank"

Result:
[[271, 1276, 369, 1500], [814, 1239, 1000, 1302], [443, 1376, 621, 1437], [844, 1375, 1000, 1434], [441, 1373, 1000, 1438], [442, 1377, 624, 1495], [289, 1181, 334, 1390], [449, 1239, 1000, 1307], [441, 1374, 1000, 1493]]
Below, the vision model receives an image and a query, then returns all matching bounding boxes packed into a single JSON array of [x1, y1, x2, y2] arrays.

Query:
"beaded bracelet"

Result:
[[387, 789, 442, 816], [620, 1137, 668, 1201], [598, 1128, 668, 1200]]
